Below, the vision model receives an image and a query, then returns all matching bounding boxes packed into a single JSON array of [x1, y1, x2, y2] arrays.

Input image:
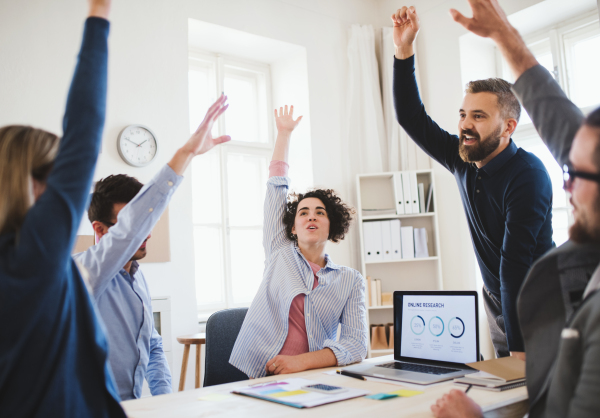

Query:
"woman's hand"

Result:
[[275, 105, 303, 134], [88, 0, 112, 19], [265, 355, 307, 375]]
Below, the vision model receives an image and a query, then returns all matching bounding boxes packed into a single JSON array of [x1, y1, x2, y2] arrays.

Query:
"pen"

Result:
[[465, 384, 473, 394], [337, 370, 367, 381]]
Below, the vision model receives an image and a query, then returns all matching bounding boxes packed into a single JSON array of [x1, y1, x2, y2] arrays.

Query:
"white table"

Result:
[[122, 356, 528, 418]]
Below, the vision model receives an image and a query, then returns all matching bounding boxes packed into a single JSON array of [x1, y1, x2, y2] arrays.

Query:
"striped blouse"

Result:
[[229, 174, 368, 378]]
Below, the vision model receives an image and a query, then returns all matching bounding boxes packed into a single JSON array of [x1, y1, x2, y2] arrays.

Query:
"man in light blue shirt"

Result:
[[73, 95, 231, 400], [75, 166, 181, 400]]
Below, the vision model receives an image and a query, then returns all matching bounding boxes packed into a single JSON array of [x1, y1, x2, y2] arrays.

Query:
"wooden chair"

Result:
[[176, 333, 206, 391]]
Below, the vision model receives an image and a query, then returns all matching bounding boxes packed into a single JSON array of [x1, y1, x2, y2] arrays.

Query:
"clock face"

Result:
[[117, 125, 158, 167]]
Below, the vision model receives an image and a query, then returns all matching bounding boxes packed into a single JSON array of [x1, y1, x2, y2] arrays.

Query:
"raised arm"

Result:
[[391, 6, 463, 173], [450, 0, 584, 166], [271, 105, 302, 164], [16, 1, 111, 270], [263, 106, 302, 257], [76, 96, 229, 296], [168, 94, 230, 175]]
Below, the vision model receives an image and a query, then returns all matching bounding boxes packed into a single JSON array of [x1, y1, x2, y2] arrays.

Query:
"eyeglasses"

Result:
[[101, 220, 115, 227], [563, 164, 600, 190]]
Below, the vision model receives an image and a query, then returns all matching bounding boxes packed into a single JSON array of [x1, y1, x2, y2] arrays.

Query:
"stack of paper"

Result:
[[454, 356, 526, 392]]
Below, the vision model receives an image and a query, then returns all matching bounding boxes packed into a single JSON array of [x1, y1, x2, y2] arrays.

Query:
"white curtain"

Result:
[[345, 25, 387, 175], [380, 27, 430, 171]]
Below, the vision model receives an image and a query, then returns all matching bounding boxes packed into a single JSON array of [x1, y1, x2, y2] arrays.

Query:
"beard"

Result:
[[569, 193, 600, 244], [458, 125, 503, 163], [130, 245, 148, 262]]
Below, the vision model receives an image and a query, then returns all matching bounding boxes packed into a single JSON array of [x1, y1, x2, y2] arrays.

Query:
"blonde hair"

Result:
[[0, 125, 60, 235]]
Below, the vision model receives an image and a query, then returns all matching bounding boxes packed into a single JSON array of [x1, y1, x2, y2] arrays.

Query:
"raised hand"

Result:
[[450, 0, 537, 79], [275, 105, 303, 134], [183, 94, 230, 156], [391, 6, 420, 59], [449, 0, 511, 40], [168, 95, 230, 176], [88, 0, 112, 19]]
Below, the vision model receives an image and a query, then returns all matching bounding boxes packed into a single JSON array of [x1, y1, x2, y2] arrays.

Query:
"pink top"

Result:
[[279, 261, 320, 356], [269, 160, 319, 356]]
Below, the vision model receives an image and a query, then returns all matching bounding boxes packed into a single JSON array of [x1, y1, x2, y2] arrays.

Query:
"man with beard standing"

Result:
[[391, 6, 553, 360], [429, 0, 600, 417]]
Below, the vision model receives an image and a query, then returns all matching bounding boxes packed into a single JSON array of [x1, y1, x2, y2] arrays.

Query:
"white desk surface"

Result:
[[122, 356, 528, 418]]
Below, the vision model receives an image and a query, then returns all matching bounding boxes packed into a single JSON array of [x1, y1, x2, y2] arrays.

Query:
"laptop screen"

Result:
[[395, 292, 479, 364]]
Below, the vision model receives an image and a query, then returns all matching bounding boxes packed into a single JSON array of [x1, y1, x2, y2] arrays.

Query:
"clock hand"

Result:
[[137, 140, 148, 147], [125, 137, 140, 146]]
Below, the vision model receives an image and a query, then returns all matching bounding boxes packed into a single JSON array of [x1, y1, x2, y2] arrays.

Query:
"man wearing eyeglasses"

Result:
[[429, 1, 600, 417]]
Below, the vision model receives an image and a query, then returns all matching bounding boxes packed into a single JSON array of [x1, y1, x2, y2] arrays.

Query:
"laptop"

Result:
[[345, 291, 480, 384]]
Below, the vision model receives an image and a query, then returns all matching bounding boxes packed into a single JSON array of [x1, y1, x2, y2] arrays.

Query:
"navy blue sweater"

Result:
[[0, 18, 125, 417], [393, 55, 554, 352]]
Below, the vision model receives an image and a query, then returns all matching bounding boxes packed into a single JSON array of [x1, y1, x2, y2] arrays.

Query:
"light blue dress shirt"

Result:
[[74, 164, 182, 400], [229, 175, 369, 378]]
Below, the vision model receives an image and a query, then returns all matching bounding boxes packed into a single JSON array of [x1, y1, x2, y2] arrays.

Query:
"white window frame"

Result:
[[188, 50, 274, 320], [497, 11, 600, 240]]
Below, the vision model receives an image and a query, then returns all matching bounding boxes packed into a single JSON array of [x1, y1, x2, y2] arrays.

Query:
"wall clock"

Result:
[[117, 125, 158, 167]]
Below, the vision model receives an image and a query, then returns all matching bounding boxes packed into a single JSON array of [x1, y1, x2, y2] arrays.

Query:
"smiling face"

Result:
[[458, 92, 515, 165], [291, 197, 331, 246], [567, 125, 600, 243]]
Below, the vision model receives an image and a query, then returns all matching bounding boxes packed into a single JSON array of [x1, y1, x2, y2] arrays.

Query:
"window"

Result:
[[499, 11, 600, 246], [188, 51, 273, 318]]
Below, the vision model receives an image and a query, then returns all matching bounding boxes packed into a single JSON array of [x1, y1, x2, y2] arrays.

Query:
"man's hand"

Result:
[[275, 105, 302, 134], [449, 0, 538, 79], [449, 0, 510, 40], [431, 389, 483, 418], [510, 351, 526, 361], [391, 6, 420, 59], [265, 355, 307, 375], [168, 95, 230, 175], [182, 94, 230, 156], [88, 0, 111, 19]]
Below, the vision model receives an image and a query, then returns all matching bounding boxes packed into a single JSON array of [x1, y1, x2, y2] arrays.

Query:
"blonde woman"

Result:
[[0, 1, 127, 416], [230, 106, 368, 378]]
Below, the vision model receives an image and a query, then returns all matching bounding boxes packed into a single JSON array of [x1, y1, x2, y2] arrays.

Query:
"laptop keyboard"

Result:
[[376, 362, 461, 375]]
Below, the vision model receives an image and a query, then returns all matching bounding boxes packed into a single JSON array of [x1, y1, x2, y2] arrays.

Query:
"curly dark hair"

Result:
[[88, 174, 143, 224], [283, 189, 355, 243]]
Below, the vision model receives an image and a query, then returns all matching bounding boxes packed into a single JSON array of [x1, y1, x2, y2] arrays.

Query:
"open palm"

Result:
[[391, 6, 420, 49], [275, 105, 303, 133], [185, 95, 231, 156]]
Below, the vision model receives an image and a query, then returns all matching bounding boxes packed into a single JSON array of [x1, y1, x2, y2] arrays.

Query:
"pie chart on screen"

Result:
[[449, 317, 465, 338], [428, 316, 444, 337], [410, 315, 425, 335]]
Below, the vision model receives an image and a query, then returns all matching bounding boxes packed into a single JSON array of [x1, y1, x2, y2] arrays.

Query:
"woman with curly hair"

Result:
[[229, 105, 368, 378]]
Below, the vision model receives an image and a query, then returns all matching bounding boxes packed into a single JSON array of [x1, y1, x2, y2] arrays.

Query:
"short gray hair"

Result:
[[465, 78, 521, 122]]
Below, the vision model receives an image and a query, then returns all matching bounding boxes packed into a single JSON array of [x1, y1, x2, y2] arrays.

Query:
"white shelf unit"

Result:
[[356, 170, 443, 358]]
